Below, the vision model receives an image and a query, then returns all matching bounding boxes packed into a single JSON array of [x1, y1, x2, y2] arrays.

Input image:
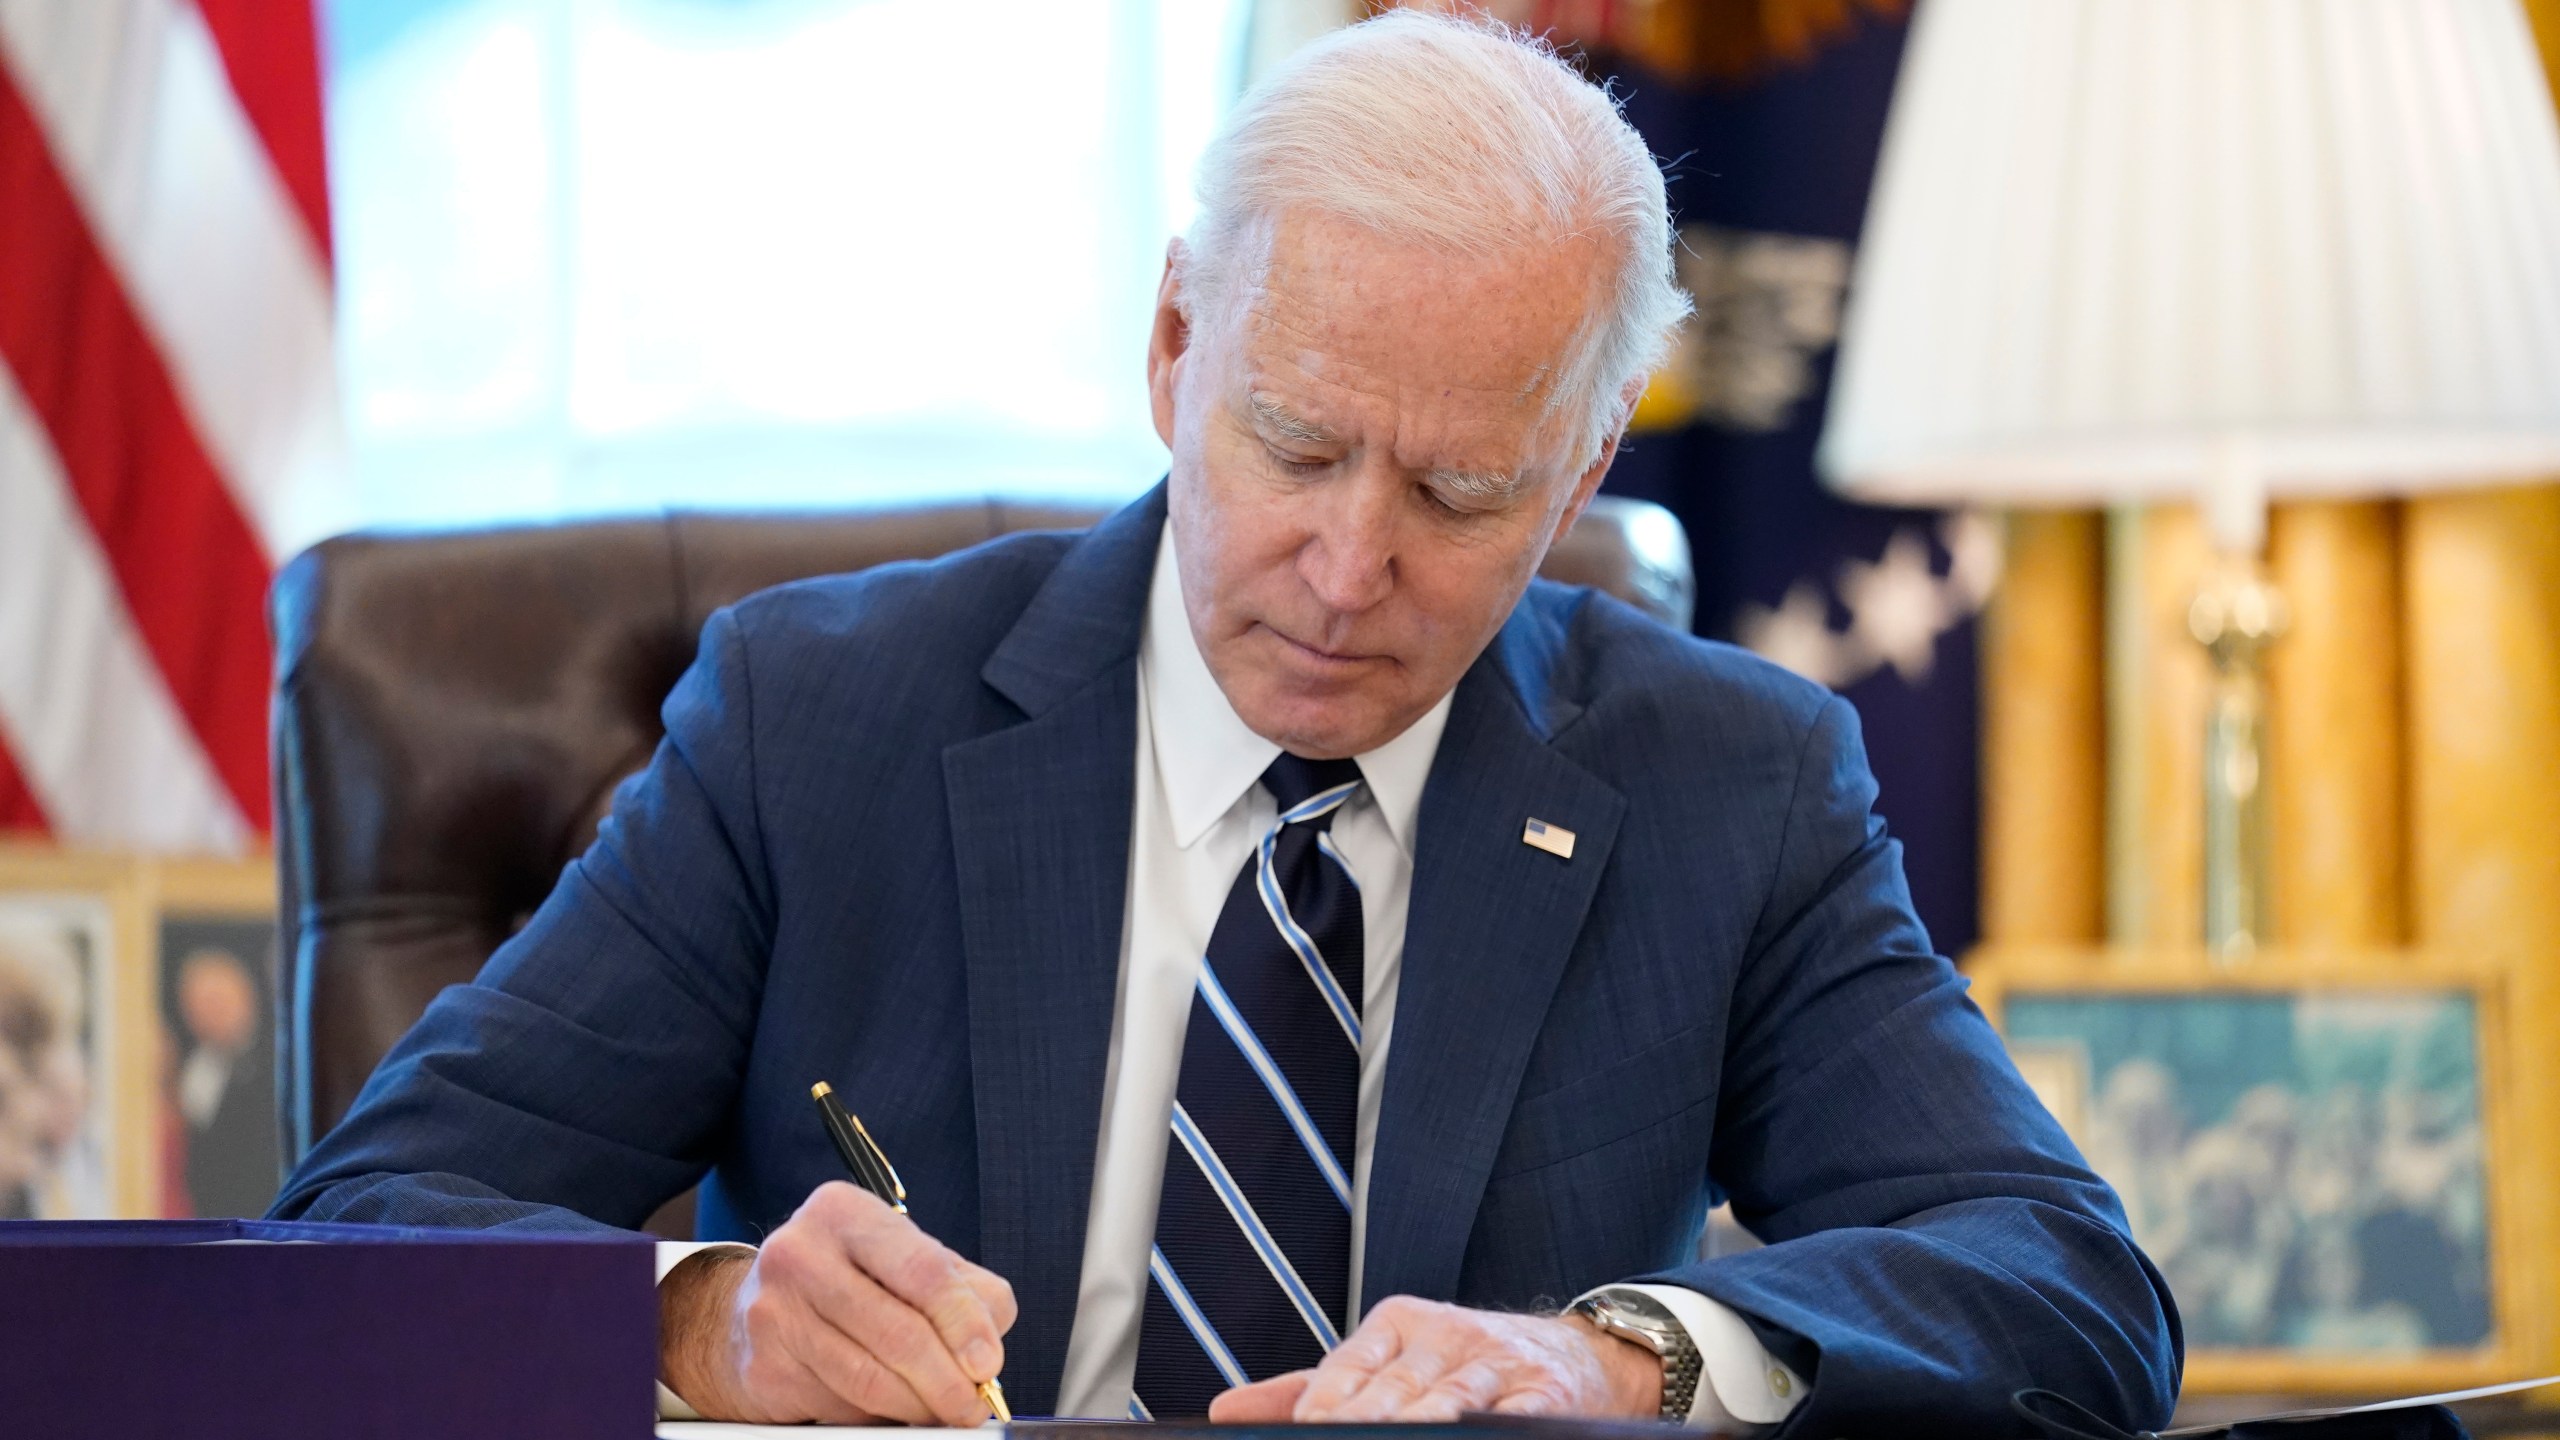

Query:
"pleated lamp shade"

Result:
[[1818, 0, 2560, 524]]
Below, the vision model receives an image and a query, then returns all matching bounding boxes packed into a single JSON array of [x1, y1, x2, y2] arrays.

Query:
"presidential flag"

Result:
[[1589, 2, 1991, 957]]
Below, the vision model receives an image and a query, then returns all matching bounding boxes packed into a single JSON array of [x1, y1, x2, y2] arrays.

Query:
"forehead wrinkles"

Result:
[[1245, 255, 1572, 403]]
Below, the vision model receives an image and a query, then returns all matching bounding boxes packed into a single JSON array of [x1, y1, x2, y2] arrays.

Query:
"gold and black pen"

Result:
[[811, 1081, 1011, 1423]]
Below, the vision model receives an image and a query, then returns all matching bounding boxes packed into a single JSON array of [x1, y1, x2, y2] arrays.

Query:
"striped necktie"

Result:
[[1132, 753, 1365, 1419]]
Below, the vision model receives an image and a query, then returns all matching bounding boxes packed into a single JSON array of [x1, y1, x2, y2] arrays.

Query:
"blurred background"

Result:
[[4, 0, 2560, 1418]]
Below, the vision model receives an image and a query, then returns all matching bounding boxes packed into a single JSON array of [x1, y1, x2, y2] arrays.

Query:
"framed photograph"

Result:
[[146, 856, 281, 1219], [0, 845, 153, 1218], [1967, 945, 2546, 1394]]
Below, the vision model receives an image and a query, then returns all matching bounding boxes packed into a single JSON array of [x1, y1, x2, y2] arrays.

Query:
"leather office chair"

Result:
[[270, 496, 1694, 1234]]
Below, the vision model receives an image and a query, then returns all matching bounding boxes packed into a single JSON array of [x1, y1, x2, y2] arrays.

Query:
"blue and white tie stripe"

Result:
[[1133, 754, 1363, 1418]]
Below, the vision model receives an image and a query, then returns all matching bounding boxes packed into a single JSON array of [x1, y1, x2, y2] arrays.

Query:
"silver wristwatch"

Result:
[[1569, 1288, 1702, 1423]]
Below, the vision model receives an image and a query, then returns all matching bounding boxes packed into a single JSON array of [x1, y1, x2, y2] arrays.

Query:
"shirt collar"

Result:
[[1141, 520, 1453, 855]]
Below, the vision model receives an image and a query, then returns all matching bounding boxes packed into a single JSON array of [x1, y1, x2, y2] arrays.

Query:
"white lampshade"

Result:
[[1819, 0, 2560, 523]]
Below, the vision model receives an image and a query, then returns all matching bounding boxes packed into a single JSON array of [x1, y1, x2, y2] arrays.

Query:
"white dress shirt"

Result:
[[661, 522, 1803, 1429]]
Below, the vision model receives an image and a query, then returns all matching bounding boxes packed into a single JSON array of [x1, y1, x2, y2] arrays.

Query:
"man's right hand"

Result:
[[659, 1181, 1018, 1425]]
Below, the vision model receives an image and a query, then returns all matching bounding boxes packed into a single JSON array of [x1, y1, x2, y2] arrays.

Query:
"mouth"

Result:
[[1265, 625, 1378, 669]]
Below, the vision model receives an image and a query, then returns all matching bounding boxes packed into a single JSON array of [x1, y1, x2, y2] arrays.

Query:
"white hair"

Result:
[[1179, 9, 1692, 469]]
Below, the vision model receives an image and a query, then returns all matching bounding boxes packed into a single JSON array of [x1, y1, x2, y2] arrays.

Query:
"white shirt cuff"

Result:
[[1576, 1283, 1808, 1432], [655, 1240, 757, 1421]]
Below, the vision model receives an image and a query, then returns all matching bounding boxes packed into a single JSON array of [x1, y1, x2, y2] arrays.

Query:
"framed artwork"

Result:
[[146, 856, 281, 1219], [1967, 945, 2546, 1395], [0, 846, 153, 1218]]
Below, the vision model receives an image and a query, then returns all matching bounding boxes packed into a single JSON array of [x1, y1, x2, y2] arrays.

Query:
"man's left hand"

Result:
[[1207, 1295, 1664, 1423]]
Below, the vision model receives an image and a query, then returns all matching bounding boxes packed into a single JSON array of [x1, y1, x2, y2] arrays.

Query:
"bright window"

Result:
[[323, 0, 1249, 530]]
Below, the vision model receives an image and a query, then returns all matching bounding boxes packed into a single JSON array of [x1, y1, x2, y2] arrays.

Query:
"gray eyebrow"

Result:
[[1429, 467, 1529, 501], [1252, 392, 1527, 501], [1249, 393, 1341, 447]]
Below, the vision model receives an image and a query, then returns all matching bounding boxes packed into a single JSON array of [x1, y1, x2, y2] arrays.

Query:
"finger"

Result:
[[1317, 1328, 1467, 1421], [763, 1208, 988, 1428], [757, 1338, 894, 1425], [1395, 1359, 1506, 1422], [1294, 1321, 1407, 1418], [1210, 1371, 1314, 1423], [742, 1232, 940, 1424], [833, 1197, 1006, 1384], [812, 1258, 993, 1427], [959, 1260, 1020, 1334], [1491, 1383, 1577, 1416], [775, 1307, 938, 1425]]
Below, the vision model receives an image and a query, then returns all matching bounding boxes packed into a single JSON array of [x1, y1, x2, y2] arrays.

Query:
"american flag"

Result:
[[0, 0, 340, 851]]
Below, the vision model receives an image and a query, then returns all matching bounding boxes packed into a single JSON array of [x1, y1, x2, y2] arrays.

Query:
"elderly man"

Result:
[[274, 13, 2179, 1435]]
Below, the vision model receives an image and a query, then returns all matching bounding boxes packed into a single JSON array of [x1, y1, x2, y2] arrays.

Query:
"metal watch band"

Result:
[[1571, 1291, 1703, 1423]]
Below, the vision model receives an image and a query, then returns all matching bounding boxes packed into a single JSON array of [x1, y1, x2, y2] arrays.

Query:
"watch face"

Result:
[[1581, 1293, 1672, 1352], [1601, 1290, 1675, 1330]]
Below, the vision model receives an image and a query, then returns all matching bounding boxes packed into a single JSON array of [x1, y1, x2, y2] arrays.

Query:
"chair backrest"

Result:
[[268, 495, 1694, 1166]]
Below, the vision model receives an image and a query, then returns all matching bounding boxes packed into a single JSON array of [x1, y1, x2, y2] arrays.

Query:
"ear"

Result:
[[1547, 375, 1648, 548], [1147, 240, 1193, 452]]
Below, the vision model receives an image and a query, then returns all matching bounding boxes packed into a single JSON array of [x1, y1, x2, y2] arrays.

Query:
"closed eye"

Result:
[[1267, 446, 1332, 475]]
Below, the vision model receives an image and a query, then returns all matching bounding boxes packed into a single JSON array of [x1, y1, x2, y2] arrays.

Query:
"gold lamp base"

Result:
[[2189, 553, 2289, 962]]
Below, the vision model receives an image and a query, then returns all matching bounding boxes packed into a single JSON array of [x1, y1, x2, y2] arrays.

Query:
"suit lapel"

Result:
[[1362, 600, 1625, 1313], [942, 487, 1163, 1411]]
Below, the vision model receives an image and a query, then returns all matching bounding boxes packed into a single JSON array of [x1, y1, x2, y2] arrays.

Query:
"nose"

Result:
[[1296, 463, 1398, 617]]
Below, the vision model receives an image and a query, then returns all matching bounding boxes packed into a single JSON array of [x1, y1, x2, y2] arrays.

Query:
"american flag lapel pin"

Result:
[[1522, 817, 1575, 860]]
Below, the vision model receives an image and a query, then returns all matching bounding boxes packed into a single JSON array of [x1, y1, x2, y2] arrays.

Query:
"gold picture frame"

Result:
[[146, 854, 282, 1218], [1966, 944, 2549, 1396], [0, 844, 155, 1218]]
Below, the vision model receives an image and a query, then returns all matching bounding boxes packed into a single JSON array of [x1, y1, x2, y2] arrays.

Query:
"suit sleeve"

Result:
[[1637, 695, 2182, 1439], [268, 607, 777, 1234]]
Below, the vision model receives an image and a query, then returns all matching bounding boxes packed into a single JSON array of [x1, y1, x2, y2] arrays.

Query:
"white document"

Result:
[[2157, 1374, 2560, 1437], [660, 1414, 998, 1424]]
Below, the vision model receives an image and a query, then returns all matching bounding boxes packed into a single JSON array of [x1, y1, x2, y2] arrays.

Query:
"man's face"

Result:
[[1148, 211, 1624, 759]]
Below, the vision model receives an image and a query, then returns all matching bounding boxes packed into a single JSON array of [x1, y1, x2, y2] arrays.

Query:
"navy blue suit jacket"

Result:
[[275, 487, 2180, 1435]]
